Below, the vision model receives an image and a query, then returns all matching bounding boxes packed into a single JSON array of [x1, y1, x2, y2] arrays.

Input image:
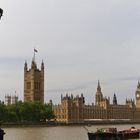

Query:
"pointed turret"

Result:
[[95, 80, 103, 105], [137, 81, 140, 89], [113, 93, 117, 105], [41, 60, 44, 70], [24, 61, 28, 72], [97, 80, 101, 92]]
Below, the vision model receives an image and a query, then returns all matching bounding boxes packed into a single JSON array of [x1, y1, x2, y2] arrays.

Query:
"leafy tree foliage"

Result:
[[0, 101, 54, 123]]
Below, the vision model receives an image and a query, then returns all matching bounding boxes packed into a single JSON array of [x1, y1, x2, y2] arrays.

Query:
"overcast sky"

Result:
[[0, 0, 140, 104]]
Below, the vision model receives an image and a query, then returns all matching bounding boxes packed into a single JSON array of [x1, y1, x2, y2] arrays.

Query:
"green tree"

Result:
[[0, 101, 55, 123]]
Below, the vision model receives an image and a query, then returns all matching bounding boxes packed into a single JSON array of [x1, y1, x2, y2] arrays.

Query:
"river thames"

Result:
[[3, 124, 140, 140]]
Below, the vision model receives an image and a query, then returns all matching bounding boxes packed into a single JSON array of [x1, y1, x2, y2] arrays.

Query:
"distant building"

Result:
[[24, 58, 44, 103], [5, 95, 11, 105], [5, 95, 18, 105], [53, 81, 140, 123], [11, 95, 18, 104]]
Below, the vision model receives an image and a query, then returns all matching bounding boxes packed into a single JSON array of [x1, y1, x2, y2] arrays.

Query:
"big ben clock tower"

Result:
[[135, 81, 140, 108]]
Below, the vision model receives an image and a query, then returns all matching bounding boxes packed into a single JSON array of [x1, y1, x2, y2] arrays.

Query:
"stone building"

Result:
[[53, 94, 85, 123], [53, 81, 140, 123], [24, 59, 44, 103], [5, 95, 11, 105], [11, 95, 18, 104], [5, 95, 18, 105]]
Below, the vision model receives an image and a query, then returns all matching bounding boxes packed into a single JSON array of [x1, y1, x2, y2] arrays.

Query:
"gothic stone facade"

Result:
[[24, 60, 44, 103], [53, 81, 140, 123]]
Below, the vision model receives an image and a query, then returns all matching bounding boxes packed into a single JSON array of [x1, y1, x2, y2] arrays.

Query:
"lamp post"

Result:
[[0, 8, 3, 20], [0, 8, 5, 140]]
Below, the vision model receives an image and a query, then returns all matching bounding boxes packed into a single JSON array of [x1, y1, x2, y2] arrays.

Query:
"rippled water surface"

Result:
[[3, 124, 140, 140]]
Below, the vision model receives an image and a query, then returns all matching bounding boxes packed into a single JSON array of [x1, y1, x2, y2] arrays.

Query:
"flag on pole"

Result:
[[34, 48, 38, 52]]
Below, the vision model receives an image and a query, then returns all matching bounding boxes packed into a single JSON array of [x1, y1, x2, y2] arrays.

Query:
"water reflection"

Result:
[[3, 124, 140, 140]]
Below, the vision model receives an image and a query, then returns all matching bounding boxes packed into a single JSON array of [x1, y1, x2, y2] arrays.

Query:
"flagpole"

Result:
[[33, 49, 35, 62], [33, 49, 38, 62]]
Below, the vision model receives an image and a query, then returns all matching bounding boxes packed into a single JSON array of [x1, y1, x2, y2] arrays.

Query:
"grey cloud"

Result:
[[0, 0, 140, 104]]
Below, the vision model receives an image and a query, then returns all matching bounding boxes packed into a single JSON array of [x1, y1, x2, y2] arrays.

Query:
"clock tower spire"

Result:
[[136, 81, 140, 108]]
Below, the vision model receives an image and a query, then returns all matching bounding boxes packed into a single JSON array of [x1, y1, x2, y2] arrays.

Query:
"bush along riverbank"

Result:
[[0, 101, 55, 124]]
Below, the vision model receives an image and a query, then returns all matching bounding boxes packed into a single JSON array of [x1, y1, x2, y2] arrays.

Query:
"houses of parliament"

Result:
[[23, 57, 140, 123], [53, 81, 140, 123]]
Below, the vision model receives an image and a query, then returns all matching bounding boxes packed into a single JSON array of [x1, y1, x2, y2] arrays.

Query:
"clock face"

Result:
[[137, 94, 140, 98]]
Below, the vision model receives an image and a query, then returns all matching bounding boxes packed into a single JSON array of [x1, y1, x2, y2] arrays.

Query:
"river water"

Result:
[[3, 124, 140, 140]]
